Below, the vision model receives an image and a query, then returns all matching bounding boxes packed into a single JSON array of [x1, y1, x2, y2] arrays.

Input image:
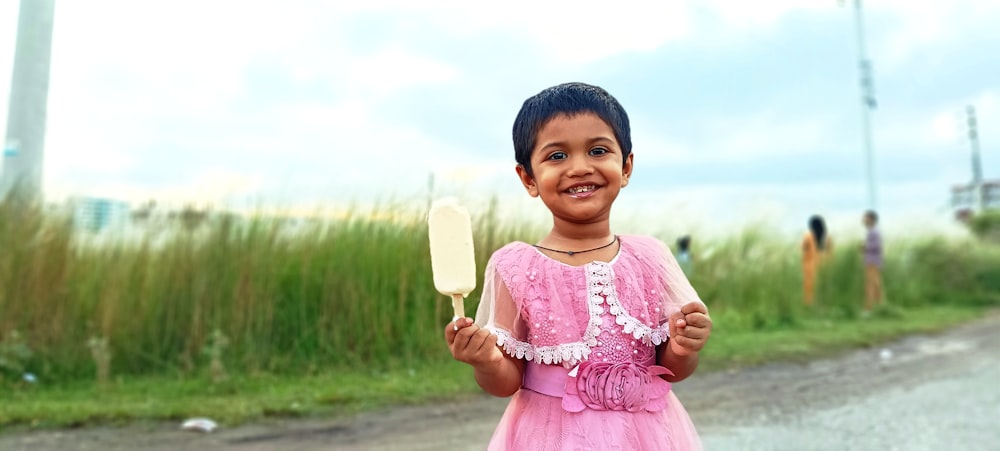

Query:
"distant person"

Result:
[[802, 215, 832, 305], [676, 235, 693, 274], [861, 210, 883, 312], [444, 83, 710, 450]]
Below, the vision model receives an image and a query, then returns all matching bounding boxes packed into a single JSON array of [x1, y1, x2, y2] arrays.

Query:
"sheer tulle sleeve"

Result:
[[474, 255, 528, 351], [654, 238, 704, 325]]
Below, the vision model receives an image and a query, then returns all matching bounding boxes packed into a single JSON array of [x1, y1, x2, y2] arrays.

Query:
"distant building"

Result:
[[951, 180, 1000, 219], [71, 197, 130, 232]]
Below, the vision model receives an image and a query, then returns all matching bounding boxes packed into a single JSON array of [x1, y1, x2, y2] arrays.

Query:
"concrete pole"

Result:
[[851, 0, 878, 211], [967, 105, 984, 212], [1, 0, 56, 202]]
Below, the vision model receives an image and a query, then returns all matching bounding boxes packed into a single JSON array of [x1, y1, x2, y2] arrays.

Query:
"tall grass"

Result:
[[690, 225, 1000, 328], [0, 197, 535, 381], [1, 196, 998, 384]]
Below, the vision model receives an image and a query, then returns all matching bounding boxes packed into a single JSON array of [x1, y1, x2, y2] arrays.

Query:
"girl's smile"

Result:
[[566, 183, 597, 198]]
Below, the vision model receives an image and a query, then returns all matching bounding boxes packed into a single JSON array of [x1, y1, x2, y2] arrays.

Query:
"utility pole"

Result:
[[966, 105, 984, 212], [1, 0, 56, 202], [843, 0, 878, 211]]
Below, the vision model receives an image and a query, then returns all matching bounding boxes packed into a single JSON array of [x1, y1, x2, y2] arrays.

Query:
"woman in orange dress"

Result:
[[801, 215, 832, 305]]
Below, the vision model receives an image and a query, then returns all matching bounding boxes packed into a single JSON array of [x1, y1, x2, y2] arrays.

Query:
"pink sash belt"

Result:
[[523, 360, 674, 412], [523, 362, 573, 397]]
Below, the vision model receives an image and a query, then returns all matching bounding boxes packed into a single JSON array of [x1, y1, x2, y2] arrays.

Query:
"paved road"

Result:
[[3, 311, 999, 450], [696, 315, 1000, 450]]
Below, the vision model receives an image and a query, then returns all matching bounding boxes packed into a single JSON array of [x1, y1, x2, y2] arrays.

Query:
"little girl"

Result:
[[445, 82, 712, 450]]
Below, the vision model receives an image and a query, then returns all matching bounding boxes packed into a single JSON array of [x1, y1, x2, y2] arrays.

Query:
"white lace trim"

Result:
[[489, 327, 592, 368], [593, 262, 671, 346], [490, 261, 670, 368]]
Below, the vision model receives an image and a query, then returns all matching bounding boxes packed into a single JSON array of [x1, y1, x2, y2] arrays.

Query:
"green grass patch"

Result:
[[1, 305, 989, 431], [0, 359, 477, 431]]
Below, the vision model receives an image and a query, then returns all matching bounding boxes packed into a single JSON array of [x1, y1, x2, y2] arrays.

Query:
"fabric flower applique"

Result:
[[562, 361, 673, 412]]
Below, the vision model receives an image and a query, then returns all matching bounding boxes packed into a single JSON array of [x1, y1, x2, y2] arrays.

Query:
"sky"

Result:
[[1, 0, 997, 238]]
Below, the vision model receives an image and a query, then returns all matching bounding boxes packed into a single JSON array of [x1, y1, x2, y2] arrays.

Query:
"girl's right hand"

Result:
[[444, 318, 504, 367], [444, 318, 526, 397]]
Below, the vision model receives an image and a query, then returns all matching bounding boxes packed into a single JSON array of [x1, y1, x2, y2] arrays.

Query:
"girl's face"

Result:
[[516, 112, 633, 226]]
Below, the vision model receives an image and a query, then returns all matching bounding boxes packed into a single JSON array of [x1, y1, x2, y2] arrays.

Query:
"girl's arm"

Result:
[[656, 301, 712, 382], [474, 349, 525, 397], [657, 340, 700, 382], [445, 318, 525, 397], [653, 239, 712, 382]]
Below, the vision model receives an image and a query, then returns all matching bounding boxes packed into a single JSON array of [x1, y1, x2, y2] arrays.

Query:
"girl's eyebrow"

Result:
[[537, 135, 616, 151], [589, 136, 616, 145]]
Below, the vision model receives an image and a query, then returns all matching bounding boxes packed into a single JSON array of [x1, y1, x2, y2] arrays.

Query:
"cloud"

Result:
[[697, 0, 832, 28], [429, 2, 694, 63], [867, 0, 1000, 74], [345, 48, 461, 98]]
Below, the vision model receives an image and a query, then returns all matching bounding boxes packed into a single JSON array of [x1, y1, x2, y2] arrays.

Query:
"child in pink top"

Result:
[[444, 82, 712, 450]]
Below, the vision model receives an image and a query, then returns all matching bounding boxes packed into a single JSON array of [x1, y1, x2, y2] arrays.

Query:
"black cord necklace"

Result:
[[533, 235, 619, 256]]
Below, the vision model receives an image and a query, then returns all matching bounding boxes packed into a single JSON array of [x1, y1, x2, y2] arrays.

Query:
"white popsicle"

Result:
[[427, 198, 477, 318]]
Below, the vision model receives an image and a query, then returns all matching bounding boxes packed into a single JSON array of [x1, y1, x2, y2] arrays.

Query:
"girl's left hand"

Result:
[[668, 302, 712, 357]]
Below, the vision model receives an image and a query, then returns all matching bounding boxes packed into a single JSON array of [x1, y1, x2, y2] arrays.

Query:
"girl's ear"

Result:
[[515, 165, 539, 197], [621, 153, 634, 188]]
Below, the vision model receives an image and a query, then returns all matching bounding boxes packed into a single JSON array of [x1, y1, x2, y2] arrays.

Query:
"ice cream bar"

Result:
[[427, 197, 476, 318]]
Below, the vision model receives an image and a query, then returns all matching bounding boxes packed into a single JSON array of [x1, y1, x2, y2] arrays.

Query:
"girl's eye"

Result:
[[546, 151, 567, 161], [589, 147, 609, 156]]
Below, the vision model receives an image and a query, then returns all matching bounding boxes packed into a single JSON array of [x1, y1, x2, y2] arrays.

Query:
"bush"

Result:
[[968, 210, 1000, 243]]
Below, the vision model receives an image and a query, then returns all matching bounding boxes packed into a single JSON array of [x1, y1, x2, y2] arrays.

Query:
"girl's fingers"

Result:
[[677, 315, 711, 338], [465, 327, 487, 351], [444, 323, 458, 343], [670, 337, 696, 356], [451, 323, 478, 350], [672, 335, 706, 352], [681, 302, 708, 316], [668, 311, 686, 335], [451, 324, 501, 360], [473, 333, 495, 359], [683, 312, 712, 329], [455, 329, 499, 364], [677, 326, 709, 340], [484, 331, 499, 350], [445, 318, 474, 340], [455, 316, 475, 331]]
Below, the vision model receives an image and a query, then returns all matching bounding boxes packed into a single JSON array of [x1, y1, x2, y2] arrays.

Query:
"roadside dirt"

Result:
[[3, 310, 999, 450]]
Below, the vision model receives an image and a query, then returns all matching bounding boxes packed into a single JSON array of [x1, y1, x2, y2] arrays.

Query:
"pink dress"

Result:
[[475, 235, 703, 450]]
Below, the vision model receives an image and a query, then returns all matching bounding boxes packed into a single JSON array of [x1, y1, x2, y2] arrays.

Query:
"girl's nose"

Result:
[[566, 156, 594, 177]]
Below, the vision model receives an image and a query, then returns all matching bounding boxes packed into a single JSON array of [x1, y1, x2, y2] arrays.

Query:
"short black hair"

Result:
[[512, 82, 632, 178], [864, 209, 879, 223], [677, 235, 691, 252], [809, 215, 828, 251]]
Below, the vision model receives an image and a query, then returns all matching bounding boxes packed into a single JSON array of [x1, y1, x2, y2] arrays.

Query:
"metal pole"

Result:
[[1, 0, 56, 202], [851, 0, 878, 211], [967, 105, 984, 211]]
